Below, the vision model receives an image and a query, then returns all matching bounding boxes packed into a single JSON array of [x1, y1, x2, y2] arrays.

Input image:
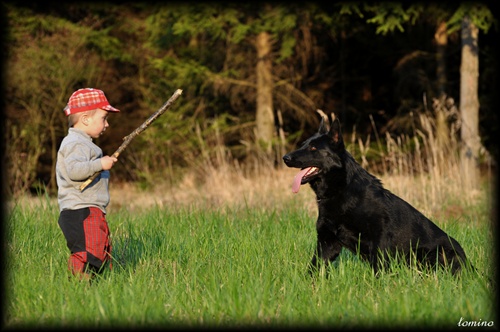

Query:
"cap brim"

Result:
[[101, 105, 120, 112]]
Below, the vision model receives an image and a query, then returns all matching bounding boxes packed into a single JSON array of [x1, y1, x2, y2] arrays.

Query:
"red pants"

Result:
[[58, 207, 112, 276]]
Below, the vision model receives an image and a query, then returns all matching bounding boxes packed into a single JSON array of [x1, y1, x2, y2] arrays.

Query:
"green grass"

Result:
[[3, 197, 496, 329]]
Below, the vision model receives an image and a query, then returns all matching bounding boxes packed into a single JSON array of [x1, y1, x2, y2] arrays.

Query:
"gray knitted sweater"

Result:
[[56, 128, 110, 213]]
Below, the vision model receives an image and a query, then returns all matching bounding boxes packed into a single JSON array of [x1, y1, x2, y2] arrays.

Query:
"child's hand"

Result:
[[101, 155, 118, 170]]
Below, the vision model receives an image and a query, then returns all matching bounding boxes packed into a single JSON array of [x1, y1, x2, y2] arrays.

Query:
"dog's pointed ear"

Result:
[[318, 117, 328, 135], [317, 109, 329, 134], [329, 116, 344, 146]]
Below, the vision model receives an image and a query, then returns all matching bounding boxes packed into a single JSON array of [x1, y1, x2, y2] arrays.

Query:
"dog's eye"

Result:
[[309, 146, 317, 151]]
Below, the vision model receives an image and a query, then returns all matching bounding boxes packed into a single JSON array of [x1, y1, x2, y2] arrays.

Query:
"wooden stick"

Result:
[[79, 89, 183, 191]]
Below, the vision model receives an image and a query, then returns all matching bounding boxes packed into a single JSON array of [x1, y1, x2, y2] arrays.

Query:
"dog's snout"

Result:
[[283, 154, 291, 163]]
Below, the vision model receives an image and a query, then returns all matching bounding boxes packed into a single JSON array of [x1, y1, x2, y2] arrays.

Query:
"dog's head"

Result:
[[282, 111, 345, 193]]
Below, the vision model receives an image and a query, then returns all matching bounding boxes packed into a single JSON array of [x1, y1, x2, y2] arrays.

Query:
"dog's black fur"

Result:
[[283, 113, 469, 275]]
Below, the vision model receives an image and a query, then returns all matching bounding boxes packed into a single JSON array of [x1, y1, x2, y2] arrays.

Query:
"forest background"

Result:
[[1, 1, 498, 204]]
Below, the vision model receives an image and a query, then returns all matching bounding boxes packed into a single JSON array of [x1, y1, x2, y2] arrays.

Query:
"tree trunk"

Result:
[[255, 31, 275, 154], [435, 20, 447, 96], [459, 16, 481, 191]]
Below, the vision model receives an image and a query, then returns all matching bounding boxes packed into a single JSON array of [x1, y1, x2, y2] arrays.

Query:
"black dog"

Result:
[[283, 112, 469, 275]]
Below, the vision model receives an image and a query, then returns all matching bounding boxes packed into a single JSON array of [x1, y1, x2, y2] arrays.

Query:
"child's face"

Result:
[[82, 109, 111, 138]]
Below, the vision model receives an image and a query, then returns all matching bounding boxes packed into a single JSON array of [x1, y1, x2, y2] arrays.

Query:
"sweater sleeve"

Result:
[[61, 142, 103, 181]]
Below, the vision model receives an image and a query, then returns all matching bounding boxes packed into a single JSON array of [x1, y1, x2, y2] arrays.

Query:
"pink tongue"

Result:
[[292, 167, 312, 193]]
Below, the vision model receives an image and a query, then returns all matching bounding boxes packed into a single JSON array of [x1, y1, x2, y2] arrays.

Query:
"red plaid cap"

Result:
[[64, 88, 120, 116]]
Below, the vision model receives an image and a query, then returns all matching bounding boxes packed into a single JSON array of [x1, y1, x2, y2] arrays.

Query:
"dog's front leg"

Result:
[[309, 228, 343, 275]]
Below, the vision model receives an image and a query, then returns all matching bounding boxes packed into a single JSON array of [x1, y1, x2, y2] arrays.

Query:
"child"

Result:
[[56, 88, 120, 280]]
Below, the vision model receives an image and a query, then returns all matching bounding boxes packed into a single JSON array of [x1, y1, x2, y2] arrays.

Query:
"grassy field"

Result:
[[3, 184, 496, 329], [4, 103, 496, 329]]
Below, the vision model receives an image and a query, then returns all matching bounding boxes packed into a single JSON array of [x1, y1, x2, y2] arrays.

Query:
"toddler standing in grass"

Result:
[[56, 88, 120, 280]]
